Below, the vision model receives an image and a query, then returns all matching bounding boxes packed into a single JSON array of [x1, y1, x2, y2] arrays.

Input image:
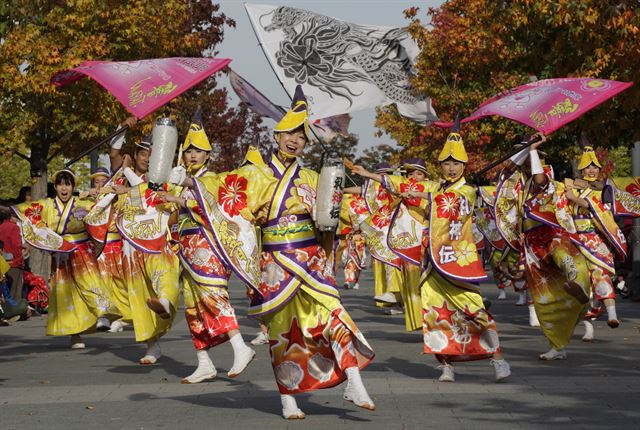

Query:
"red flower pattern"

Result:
[[435, 192, 460, 220], [399, 179, 425, 207], [218, 174, 248, 217], [144, 188, 160, 208], [350, 196, 368, 215], [24, 203, 44, 224], [372, 205, 392, 228]]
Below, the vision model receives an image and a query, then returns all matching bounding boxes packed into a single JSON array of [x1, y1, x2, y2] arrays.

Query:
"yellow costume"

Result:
[[115, 183, 180, 342], [13, 197, 113, 336]]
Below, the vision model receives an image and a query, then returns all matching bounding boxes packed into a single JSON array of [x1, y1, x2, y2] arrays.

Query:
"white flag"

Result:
[[245, 4, 438, 124]]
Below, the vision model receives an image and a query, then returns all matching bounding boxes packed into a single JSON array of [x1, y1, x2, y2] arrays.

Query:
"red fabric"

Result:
[[0, 221, 24, 268]]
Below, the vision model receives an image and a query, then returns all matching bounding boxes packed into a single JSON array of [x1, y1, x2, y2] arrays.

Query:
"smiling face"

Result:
[[581, 164, 600, 181], [407, 169, 426, 182], [275, 127, 307, 159], [440, 159, 465, 181], [183, 147, 209, 169], [93, 175, 108, 191], [134, 148, 151, 174]]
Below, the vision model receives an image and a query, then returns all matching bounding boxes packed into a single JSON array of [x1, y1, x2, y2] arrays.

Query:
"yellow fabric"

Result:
[[97, 242, 131, 321], [47, 247, 115, 336], [122, 243, 180, 342], [0, 255, 9, 277], [274, 100, 311, 141], [577, 147, 602, 170], [242, 145, 266, 167], [524, 234, 590, 350], [438, 132, 468, 163], [400, 262, 422, 331], [14, 197, 116, 335], [373, 259, 402, 308], [182, 119, 212, 152]]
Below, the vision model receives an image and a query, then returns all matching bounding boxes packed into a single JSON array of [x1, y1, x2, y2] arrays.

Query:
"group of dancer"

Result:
[[11, 86, 640, 419]]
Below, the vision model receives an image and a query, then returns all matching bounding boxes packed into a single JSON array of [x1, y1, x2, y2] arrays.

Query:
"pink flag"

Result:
[[437, 78, 632, 134], [51, 57, 232, 119]]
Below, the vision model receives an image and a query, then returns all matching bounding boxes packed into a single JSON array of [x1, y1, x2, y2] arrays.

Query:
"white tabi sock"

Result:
[[281, 394, 304, 419], [528, 304, 540, 327], [158, 298, 171, 316], [606, 305, 617, 321], [182, 350, 217, 384], [582, 320, 594, 341], [344, 366, 375, 410], [140, 338, 162, 364], [228, 333, 256, 377]]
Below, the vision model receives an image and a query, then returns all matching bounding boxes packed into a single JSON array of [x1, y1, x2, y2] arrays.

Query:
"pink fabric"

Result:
[[436, 78, 632, 134], [51, 58, 232, 119]]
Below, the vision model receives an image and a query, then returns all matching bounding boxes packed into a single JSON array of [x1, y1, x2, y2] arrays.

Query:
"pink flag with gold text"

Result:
[[462, 78, 633, 134], [51, 57, 232, 119]]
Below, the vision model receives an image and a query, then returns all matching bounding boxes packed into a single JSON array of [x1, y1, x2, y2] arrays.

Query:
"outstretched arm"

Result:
[[351, 165, 383, 183]]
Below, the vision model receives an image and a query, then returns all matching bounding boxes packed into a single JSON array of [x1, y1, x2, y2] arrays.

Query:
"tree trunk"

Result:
[[28, 141, 51, 280]]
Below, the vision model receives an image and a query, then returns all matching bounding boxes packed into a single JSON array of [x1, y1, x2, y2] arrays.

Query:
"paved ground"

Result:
[[2, 269, 640, 430]]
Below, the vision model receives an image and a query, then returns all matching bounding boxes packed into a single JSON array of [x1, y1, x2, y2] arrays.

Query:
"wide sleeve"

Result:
[[190, 165, 275, 292]]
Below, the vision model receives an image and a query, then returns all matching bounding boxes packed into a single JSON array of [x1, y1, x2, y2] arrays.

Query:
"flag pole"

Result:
[[243, 4, 358, 186], [65, 125, 130, 168]]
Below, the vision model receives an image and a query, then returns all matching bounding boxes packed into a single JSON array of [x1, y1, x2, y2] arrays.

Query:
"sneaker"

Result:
[[607, 319, 620, 328], [491, 359, 511, 381], [374, 292, 398, 304], [497, 289, 507, 300], [352, 283, 359, 290], [250, 331, 269, 345], [539, 348, 567, 360], [438, 364, 455, 382]]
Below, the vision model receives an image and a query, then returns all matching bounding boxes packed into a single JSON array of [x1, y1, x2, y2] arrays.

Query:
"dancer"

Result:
[[12, 169, 114, 348], [160, 108, 255, 383], [565, 140, 627, 340], [105, 155, 180, 364], [182, 87, 375, 419], [494, 136, 591, 360], [345, 163, 404, 314], [353, 117, 511, 382]]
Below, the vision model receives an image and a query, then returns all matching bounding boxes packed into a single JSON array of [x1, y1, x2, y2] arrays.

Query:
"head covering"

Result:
[[89, 167, 111, 180], [438, 112, 468, 163], [274, 85, 311, 141], [577, 133, 602, 171], [135, 134, 152, 151], [181, 106, 212, 152], [402, 158, 428, 175], [242, 145, 266, 167], [374, 162, 395, 174], [52, 168, 77, 185]]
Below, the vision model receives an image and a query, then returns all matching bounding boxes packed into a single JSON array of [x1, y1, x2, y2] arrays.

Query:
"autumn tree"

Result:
[[0, 0, 255, 275], [376, 1, 640, 180]]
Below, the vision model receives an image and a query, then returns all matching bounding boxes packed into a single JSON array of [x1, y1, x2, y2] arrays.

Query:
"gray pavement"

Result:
[[2, 269, 640, 430]]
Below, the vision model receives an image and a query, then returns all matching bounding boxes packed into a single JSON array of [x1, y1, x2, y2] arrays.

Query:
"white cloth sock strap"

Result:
[[510, 147, 529, 166], [123, 167, 144, 186], [529, 149, 544, 175], [110, 126, 126, 150], [606, 305, 617, 321]]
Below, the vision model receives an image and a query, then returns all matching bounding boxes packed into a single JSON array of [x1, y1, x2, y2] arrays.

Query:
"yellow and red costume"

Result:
[[13, 195, 113, 336]]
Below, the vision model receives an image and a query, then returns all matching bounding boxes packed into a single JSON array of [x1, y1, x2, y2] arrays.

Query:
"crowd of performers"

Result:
[[10, 87, 640, 419]]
